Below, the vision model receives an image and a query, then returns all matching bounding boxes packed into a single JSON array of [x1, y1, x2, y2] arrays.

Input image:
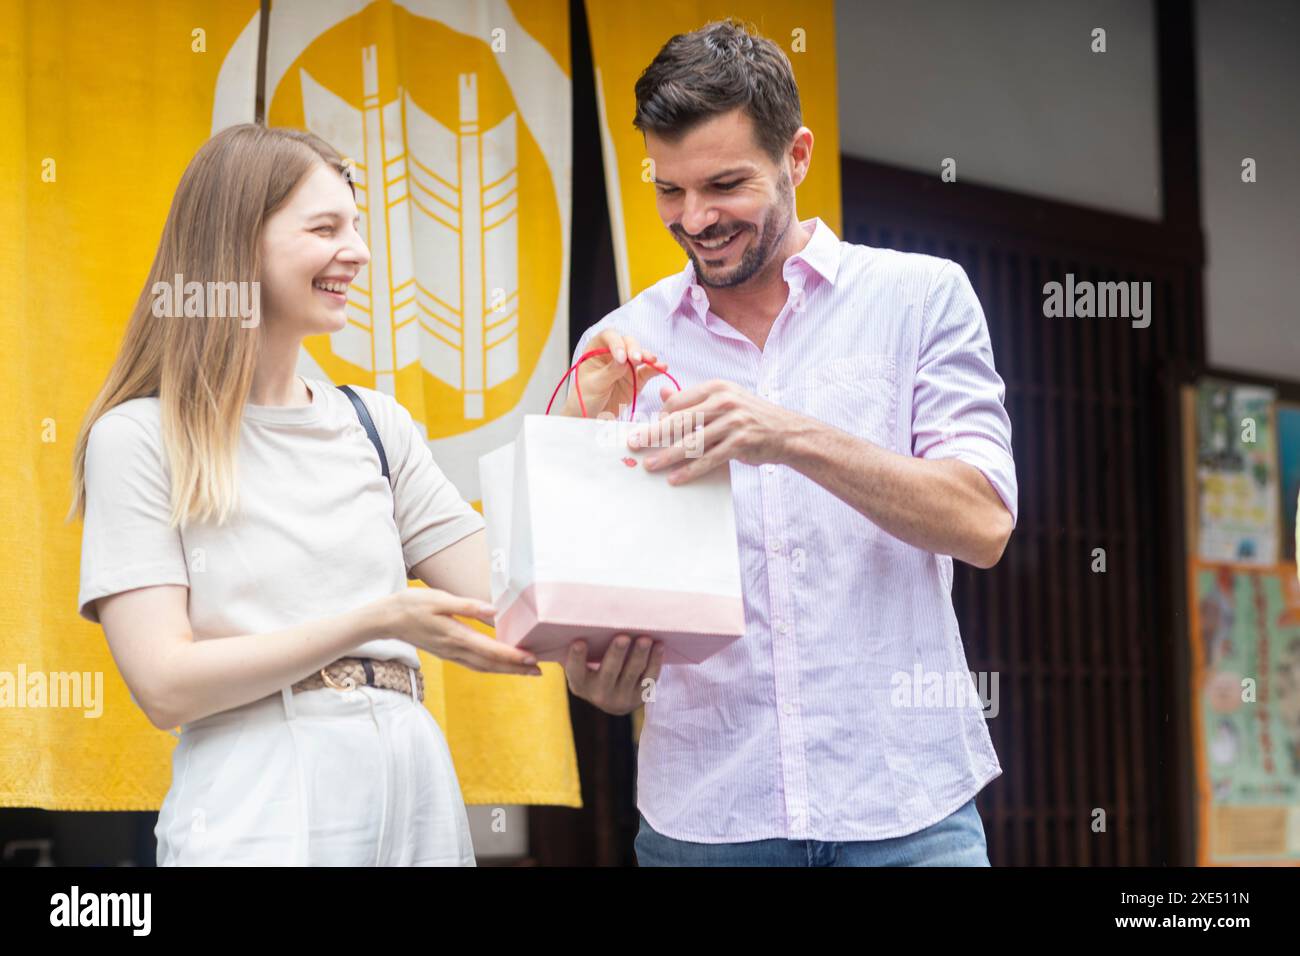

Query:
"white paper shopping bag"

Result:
[[479, 414, 745, 665]]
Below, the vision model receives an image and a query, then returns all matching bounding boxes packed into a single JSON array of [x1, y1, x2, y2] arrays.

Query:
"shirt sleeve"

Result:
[[911, 260, 1019, 529], [375, 392, 486, 574], [77, 412, 190, 624], [563, 321, 606, 406]]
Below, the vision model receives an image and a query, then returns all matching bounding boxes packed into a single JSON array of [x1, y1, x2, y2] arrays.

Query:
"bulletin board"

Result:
[[1181, 378, 1300, 865]]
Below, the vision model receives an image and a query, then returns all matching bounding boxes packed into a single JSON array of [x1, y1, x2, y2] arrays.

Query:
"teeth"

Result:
[[697, 232, 737, 250], [313, 280, 349, 294]]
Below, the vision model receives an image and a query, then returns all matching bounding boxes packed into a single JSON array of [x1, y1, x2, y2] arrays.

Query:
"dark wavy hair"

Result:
[[633, 19, 802, 162]]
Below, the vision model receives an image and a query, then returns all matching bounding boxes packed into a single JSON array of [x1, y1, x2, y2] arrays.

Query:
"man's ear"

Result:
[[789, 127, 814, 188]]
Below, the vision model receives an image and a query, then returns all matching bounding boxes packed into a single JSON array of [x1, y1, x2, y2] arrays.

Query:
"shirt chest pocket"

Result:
[[796, 354, 899, 450]]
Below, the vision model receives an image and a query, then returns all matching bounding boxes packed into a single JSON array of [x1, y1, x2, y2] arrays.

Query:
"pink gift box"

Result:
[[495, 581, 744, 664]]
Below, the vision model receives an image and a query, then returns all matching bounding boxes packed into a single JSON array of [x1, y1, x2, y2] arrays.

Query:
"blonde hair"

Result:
[[67, 123, 354, 529]]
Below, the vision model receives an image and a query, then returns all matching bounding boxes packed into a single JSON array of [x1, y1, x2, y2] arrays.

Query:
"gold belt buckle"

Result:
[[319, 665, 357, 692]]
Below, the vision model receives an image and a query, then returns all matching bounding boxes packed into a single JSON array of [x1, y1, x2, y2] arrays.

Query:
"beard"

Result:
[[673, 172, 794, 289]]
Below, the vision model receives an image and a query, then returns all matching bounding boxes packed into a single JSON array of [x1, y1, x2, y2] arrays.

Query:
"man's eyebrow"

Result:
[[654, 167, 753, 188]]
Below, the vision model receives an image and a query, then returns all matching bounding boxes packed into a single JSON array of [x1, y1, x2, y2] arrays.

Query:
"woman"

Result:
[[67, 124, 545, 866]]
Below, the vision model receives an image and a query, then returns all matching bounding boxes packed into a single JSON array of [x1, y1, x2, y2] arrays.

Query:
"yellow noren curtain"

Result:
[[0, 0, 580, 811]]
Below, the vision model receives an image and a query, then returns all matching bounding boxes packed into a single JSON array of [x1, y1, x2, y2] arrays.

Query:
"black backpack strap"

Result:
[[338, 385, 391, 483]]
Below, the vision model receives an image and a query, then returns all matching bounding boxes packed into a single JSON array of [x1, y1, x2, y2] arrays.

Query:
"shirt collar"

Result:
[[674, 216, 842, 322]]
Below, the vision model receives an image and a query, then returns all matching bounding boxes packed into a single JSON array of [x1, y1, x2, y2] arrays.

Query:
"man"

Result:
[[559, 20, 1017, 866]]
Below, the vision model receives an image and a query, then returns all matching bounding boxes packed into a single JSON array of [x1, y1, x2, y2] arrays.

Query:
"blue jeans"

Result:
[[634, 798, 991, 866]]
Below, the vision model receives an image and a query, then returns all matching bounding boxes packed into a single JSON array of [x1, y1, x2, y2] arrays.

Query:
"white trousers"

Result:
[[155, 676, 477, 866]]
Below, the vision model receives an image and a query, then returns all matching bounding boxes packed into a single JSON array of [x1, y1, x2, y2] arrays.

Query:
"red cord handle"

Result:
[[544, 347, 681, 419]]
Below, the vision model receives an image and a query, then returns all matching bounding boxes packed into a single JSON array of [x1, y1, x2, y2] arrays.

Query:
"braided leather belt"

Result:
[[291, 657, 424, 703]]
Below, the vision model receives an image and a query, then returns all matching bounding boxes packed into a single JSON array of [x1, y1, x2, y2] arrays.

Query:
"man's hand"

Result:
[[562, 328, 668, 419], [630, 379, 811, 484], [563, 635, 665, 715]]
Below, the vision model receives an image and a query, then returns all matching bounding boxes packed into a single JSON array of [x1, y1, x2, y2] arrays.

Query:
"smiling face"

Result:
[[648, 108, 800, 290], [258, 163, 370, 337]]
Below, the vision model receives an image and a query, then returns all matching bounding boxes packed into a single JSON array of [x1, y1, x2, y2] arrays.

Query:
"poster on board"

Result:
[[1195, 380, 1279, 565], [1192, 564, 1300, 864]]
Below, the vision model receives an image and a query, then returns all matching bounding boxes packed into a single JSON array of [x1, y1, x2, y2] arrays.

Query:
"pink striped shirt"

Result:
[[572, 217, 1017, 842]]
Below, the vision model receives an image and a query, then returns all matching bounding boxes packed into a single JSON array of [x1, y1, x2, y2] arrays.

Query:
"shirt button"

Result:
[[763, 463, 776, 474], [691, 287, 705, 301], [782, 702, 796, 716], [768, 539, 782, 554]]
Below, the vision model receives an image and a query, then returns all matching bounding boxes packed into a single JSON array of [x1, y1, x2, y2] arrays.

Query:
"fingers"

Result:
[[594, 329, 660, 372], [566, 635, 632, 694], [615, 636, 655, 696], [635, 359, 667, 392], [595, 329, 643, 368], [420, 605, 536, 674], [622, 335, 644, 366], [563, 637, 665, 711], [421, 589, 495, 620], [661, 378, 728, 415], [644, 641, 667, 685], [661, 432, 735, 485], [564, 640, 592, 690], [454, 597, 497, 625], [641, 416, 728, 472], [456, 630, 542, 675], [594, 635, 635, 697], [594, 329, 627, 365], [629, 399, 720, 457]]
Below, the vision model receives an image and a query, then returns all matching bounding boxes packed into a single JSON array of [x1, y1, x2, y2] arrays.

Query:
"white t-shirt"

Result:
[[77, 376, 485, 670]]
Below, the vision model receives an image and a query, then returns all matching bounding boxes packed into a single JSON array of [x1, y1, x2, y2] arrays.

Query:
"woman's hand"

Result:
[[561, 328, 668, 419], [377, 588, 542, 676]]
